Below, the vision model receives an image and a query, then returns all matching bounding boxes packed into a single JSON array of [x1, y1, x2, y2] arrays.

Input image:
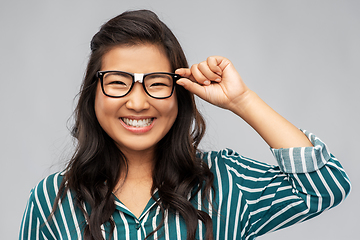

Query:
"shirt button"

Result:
[[135, 223, 141, 230]]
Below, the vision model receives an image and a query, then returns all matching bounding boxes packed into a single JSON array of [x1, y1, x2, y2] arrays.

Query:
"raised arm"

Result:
[[176, 56, 350, 239], [175, 56, 313, 149]]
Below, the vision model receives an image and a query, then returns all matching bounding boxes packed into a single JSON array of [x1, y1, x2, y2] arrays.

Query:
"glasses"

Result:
[[97, 71, 181, 99]]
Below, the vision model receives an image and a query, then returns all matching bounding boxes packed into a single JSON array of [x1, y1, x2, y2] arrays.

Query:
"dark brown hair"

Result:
[[54, 10, 214, 240]]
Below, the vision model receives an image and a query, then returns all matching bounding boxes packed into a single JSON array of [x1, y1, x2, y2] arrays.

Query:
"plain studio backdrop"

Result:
[[1, 0, 359, 239]]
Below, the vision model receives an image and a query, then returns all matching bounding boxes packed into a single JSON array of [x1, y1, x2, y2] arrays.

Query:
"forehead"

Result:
[[101, 44, 172, 73]]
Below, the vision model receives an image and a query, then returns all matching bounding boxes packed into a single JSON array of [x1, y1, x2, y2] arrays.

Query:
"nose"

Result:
[[125, 82, 150, 112]]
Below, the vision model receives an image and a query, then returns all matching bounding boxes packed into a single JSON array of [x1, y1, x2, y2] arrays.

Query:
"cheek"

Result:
[[94, 86, 107, 121], [170, 101, 178, 121], [163, 96, 178, 124], [94, 86, 119, 124]]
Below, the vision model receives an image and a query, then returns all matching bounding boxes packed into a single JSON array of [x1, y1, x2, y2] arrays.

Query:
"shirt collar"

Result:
[[113, 189, 160, 221]]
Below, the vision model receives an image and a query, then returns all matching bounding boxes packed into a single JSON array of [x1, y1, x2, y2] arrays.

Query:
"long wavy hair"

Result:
[[54, 10, 214, 240]]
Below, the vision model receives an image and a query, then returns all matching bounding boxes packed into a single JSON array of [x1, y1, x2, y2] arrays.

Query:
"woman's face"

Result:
[[95, 44, 178, 156]]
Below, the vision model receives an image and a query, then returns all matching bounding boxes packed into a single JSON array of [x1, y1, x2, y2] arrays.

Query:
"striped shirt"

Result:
[[19, 130, 351, 240]]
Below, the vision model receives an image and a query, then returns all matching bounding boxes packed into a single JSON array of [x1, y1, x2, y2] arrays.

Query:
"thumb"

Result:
[[176, 78, 206, 98], [175, 68, 194, 81]]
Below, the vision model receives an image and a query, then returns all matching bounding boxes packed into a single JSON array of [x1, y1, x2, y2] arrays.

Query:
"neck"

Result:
[[120, 147, 155, 181], [114, 148, 155, 194]]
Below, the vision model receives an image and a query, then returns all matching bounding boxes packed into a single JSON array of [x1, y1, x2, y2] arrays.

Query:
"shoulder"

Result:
[[34, 172, 64, 195], [30, 172, 65, 210], [198, 148, 277, 178], [198, 148, 274, 170], [21, 172, 65, 227]]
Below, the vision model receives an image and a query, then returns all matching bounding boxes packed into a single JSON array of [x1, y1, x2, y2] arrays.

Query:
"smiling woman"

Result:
[[95, 44, 178, 156], [19, 9, 351, 240]]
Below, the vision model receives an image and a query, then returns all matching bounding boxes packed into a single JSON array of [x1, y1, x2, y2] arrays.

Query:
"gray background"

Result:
[[1, 0, 359, 239]]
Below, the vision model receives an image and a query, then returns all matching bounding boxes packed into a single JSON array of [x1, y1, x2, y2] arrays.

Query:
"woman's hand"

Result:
[[176, 56, 313, 149], [175, 56, 250, 112]]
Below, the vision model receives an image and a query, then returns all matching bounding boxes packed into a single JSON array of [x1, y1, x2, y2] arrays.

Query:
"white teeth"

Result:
[[122, 118, 153, 127]]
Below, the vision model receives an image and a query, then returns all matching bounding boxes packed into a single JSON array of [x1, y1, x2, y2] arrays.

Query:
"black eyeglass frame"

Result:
[[97, 70, 181, 99]]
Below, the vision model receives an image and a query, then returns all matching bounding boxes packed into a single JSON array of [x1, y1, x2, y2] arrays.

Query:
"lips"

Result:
[[121, 117, 154, 127], [119, 117, 155, 134]]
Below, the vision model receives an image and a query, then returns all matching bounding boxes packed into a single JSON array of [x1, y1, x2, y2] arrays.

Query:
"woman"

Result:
[[19, 10, 351, 240]]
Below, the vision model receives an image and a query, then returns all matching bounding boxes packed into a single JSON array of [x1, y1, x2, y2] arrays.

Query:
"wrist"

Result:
[[228, 89, 260, 117]]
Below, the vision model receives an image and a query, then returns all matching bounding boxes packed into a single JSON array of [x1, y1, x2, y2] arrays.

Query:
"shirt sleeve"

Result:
[[259, 130, 350, 235], [19, 188, 41, 240], [19, 174, 63, 240], [204, 130, 351, 239]]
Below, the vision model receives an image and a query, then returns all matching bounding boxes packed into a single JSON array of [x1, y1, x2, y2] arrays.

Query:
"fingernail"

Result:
[[176, 81, 184, 86], [204, 80, 210, 85]]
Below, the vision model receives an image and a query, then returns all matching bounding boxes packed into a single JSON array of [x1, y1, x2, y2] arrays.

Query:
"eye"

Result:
[[145, 74, 173, 88], [150, 82, 170, 87], [108, 80, 128, 86], [103, 72, 132, 87]]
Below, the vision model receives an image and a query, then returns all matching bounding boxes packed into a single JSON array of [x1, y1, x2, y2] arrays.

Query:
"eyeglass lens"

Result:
[[102, 72, 174, 98]]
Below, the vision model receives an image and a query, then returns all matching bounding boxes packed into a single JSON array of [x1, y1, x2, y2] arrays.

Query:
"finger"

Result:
[[190, 64, 211, 86], [175, 68, 196, 82], [198, 61, 222, 82], [207, 56, 223, 76]]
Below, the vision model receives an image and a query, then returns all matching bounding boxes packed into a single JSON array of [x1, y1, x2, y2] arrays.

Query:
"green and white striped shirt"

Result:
[[19, 130, 351, 239]]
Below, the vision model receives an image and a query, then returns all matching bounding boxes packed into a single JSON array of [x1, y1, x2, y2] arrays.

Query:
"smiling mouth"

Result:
[[121, 117, 154, 128]]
